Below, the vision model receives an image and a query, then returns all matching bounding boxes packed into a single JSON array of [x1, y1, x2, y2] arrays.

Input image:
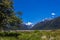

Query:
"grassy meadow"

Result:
[[0, 30, 60, 40]]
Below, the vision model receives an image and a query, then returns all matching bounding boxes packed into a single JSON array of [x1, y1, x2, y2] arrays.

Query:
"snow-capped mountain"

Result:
[[25, 22, 34, 29]]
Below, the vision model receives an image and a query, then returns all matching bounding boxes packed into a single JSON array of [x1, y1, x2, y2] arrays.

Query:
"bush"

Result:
[[0, 32, 20, 37]]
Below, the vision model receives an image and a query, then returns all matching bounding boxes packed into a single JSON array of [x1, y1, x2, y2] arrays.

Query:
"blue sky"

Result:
[[14, 0, 60, 24]]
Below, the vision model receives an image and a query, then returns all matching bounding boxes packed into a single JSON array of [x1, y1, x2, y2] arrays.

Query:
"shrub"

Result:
[[0, 32, 20, 37]]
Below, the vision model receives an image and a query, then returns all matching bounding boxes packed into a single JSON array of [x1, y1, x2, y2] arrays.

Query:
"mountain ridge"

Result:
[[31, 16, 60, 30]]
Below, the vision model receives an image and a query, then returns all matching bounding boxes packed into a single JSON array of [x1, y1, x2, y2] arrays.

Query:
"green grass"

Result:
[[0, 30, 60, 40]]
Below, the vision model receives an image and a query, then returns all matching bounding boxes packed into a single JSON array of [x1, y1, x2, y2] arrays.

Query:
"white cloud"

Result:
[[51, 13, 56, 15]]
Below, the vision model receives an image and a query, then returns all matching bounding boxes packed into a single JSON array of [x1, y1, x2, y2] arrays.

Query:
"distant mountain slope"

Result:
[[17, 24, 28, 30], [17, 23, 33, 30], [31, 17, 60, 30]]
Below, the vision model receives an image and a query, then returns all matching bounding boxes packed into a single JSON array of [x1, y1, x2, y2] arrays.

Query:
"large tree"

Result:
[[0, 0, 22, 30]]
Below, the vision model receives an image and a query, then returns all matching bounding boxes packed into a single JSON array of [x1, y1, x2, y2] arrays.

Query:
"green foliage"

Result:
[[0, 0, 22, 30], [0, 32, 20, 37], [0, 30, 60, 40]]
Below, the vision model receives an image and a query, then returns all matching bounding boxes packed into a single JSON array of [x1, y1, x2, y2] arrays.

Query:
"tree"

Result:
[[0, 0, 22, 30]]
